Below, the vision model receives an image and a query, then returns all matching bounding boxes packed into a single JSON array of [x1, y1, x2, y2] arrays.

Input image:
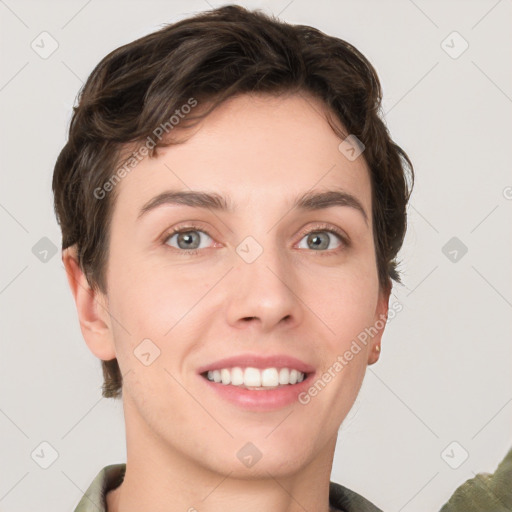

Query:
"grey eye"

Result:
[[297, 231, 342, 251], [165, 230, 213, 251]]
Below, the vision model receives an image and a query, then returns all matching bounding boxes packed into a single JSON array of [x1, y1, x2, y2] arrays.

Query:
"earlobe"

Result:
[[62, 246, 116, 361], [367, 285, 391, 365]]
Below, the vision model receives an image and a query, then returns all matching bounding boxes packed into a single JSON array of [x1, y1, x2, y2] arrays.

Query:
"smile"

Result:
[[202, 366, 307, 389]]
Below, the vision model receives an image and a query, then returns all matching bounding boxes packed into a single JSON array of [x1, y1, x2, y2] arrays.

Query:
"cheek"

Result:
[[311, 265, 380, 345], [107, 265, 201, 405], [108, 256, 201, 335]]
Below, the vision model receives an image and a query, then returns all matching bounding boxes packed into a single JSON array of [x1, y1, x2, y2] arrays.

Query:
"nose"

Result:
[[225, 243, 304, 333]]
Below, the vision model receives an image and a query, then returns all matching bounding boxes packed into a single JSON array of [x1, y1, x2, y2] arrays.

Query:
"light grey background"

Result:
[[1, 0, 511, 511]]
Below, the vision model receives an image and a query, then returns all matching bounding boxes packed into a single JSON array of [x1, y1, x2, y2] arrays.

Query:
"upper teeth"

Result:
[[206, 367, 305, 387]]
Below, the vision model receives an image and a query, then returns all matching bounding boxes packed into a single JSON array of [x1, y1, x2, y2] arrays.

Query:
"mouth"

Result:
[[196, 353, 315, 410], [200, 367, 312, 390]]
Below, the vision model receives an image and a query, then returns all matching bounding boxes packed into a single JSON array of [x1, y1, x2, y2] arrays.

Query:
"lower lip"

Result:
[[199, 373, 314, 412]]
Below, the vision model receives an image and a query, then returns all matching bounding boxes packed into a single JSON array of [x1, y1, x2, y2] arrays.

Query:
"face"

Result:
[[76, 92, 389, 478]]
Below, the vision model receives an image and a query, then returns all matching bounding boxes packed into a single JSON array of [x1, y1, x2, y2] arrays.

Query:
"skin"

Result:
[[63, 92, 390, 512]]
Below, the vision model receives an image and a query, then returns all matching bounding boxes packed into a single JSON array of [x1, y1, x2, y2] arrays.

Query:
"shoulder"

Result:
[[439, 446, 512, 512], [72, 464, 126, 512], [329, 480, 384, 512]]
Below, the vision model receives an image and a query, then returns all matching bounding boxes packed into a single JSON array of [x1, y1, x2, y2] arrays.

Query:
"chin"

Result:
[[198, 438, 312, 479]]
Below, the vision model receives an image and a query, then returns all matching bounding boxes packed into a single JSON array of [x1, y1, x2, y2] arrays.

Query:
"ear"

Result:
[[367, 283, 391, 366], [62, 246, 116, 361]]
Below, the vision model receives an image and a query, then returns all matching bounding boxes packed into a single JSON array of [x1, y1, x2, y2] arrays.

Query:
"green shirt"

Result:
[[439, 446, 512, 512], [72, 447, 512, 512]]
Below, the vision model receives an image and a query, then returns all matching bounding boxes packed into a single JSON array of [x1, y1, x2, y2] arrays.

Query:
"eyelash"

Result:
[[162, 223, 350, 256]]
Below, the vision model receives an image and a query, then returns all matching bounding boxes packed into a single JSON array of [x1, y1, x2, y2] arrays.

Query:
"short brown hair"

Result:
[[52, 4, 414, 399]]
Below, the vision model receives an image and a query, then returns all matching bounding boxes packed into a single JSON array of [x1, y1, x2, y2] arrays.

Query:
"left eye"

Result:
[[297, 230, 344, 251]]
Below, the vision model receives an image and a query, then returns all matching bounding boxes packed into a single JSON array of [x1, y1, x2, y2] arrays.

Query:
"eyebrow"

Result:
[[137, 188, 368, 225]]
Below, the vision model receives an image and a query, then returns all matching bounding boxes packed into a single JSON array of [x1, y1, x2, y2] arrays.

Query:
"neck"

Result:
[[106, 396, 337, 512]]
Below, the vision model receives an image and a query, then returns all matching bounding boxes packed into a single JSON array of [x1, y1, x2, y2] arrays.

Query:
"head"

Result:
[[53, 5, 413, 476]]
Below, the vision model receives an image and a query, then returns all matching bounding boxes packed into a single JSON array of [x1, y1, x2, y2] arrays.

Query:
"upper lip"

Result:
[[197, 353, 315, 375]]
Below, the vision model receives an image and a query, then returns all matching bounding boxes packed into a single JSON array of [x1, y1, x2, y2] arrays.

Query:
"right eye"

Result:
[[164, 226, 215, 254]]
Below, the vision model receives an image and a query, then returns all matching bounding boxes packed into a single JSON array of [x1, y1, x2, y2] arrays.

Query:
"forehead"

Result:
[[112, 92, 372, 221]]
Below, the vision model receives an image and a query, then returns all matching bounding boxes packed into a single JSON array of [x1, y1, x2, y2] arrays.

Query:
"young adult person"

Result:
[[53, 5, 511, 512]]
